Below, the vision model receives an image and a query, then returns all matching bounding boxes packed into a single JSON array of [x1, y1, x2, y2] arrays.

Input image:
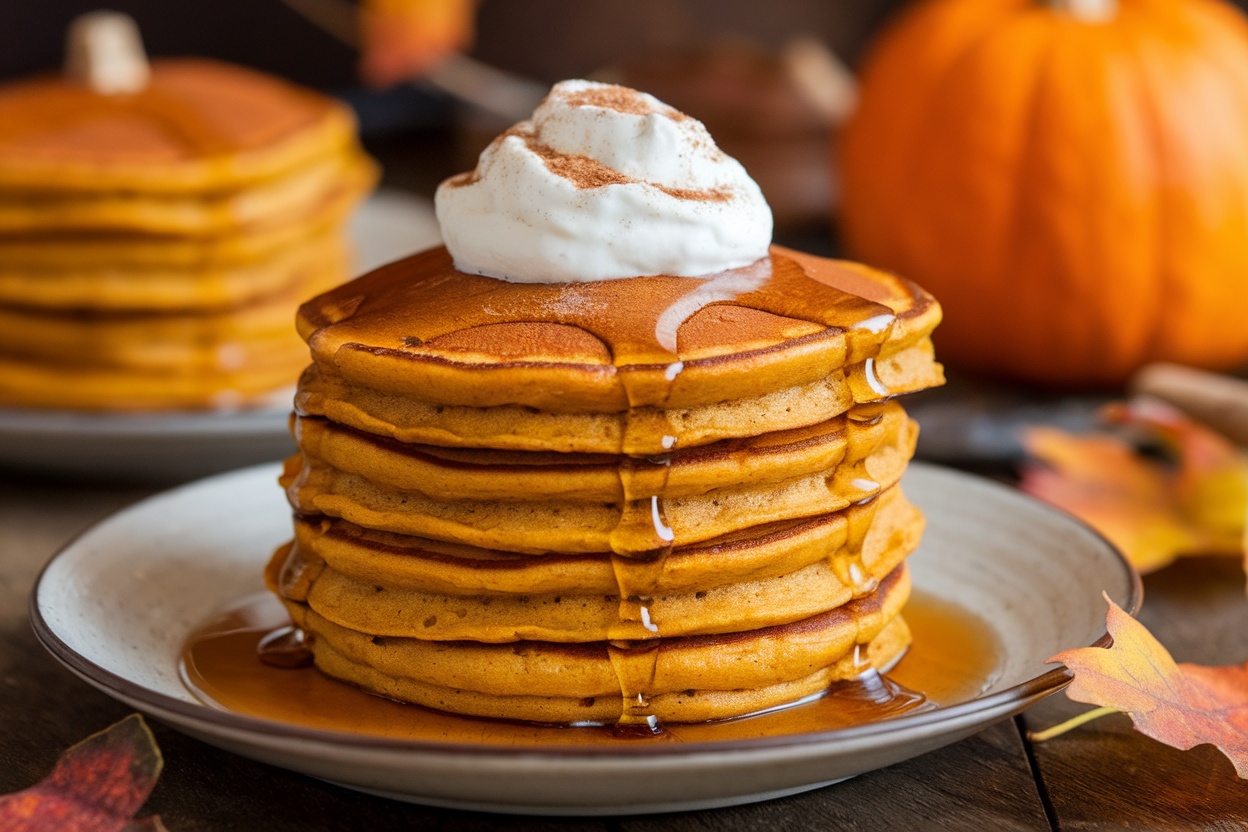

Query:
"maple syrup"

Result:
[[180, 589, 1001, 747]]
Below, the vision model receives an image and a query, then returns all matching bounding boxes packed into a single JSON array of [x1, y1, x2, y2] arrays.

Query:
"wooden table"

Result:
[[3, 463, 1246, 831]]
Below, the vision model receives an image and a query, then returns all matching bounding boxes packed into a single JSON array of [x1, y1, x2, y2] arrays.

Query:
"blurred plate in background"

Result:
[[0, 189, 440, 483]]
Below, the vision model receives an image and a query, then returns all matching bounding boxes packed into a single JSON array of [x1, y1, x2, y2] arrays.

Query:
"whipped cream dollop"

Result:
[[435, 79, 773, 283]]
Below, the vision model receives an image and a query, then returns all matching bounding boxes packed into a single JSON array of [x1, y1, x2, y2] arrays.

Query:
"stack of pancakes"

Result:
[[0, 59, 375, 411], [268, 244, 943, 726]]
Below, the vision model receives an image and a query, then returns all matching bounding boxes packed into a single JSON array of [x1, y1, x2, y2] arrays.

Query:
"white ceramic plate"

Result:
[[31, 462, 1139, 815], [0, 190, 441, 483]]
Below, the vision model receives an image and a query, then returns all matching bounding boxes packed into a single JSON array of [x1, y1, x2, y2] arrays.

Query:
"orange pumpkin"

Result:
[[838, 0, 1248, 388]]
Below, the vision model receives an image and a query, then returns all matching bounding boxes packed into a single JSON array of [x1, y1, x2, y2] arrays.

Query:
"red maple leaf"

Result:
[[0, 714, 164, 832]]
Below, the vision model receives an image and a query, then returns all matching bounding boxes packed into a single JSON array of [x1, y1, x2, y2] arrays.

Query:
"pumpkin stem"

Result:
[[1048, 0, 1116, 22]]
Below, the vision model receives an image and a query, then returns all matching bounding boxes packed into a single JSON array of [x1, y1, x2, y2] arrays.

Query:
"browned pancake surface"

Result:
[[296, 245, 942, 414], [0, 59, 358, 192]]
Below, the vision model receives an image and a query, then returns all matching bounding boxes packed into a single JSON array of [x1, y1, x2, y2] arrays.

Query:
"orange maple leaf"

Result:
[[1020, 398, 1248, 574], [1048, 596, 1248, 778]]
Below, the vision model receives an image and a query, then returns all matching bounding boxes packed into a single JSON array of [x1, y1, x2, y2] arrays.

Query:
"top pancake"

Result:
[[0, 59, 359, 194], [295, 245, 942, 453]]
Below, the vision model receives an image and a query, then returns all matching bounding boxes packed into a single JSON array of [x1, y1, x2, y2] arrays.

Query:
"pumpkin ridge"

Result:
[[1142, 0, 1248, 368], [1120, 4, 1176, 370], [897, 2, 1033, 273], [1046, 14, 1161, 382], [999, 14, 1071, 383], [885, 5, 1052, 377], [841, 0, 1020, 268]]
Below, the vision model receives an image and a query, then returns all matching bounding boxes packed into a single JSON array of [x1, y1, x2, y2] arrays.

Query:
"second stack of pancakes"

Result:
[[0, 57, 375, 411], [269, 244, 943, 727]]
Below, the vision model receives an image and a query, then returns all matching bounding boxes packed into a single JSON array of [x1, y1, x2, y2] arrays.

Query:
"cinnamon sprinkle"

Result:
[[656, 185, 732, 202], [527, 139, 630, 189], [560, 83, 687, 121], [443, 170, 479, 188], [448, 123, 732, 202]]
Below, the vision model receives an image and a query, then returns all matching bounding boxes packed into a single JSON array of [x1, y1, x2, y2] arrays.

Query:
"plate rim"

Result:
[[0, 403, 290, 439], [29, 460, 1142, 760]]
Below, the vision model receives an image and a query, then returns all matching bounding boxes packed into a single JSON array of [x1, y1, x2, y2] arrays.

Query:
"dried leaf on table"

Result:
[[359, 0, 477, 87], [0, 713, 164, 832], [1048, 596, 1248, 778], [1019, 398, 1248, 574]]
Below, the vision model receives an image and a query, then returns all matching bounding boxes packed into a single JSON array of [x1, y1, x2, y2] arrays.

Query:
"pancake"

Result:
[[0, 228, 342, 313], [280, 404, 916, 553], [0, 295, 310, 377], [0, 150, 376, 236], [0, 229, 344, 324], [0, 59, 362, 193], [268, 483, 921, 642], [0, 347, 303, 411], [296, 245, 939, 412], [290, 399, 905, 501], [293, 245, 941, 454], [283, 482, 916, 598], [0, 181, 361, 274], [278, 560, 912, 725]]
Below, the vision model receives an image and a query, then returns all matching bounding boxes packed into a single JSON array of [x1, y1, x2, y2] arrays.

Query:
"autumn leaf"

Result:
[[0, 714, 164, 832], [1047, 596, 1248, 778], [1019, 397, 1248, 574], [358, 0, 477, 87]]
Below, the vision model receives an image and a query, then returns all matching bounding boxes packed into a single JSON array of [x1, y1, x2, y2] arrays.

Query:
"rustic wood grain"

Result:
[[1022, 556, 1248, 830], [622, 720, 1050, 831]]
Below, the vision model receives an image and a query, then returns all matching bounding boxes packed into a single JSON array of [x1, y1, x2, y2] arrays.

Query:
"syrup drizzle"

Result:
[[593, 252, 896, 730], [256, 626, 313, 669], [606, 362, 682, 732], [829, 668, 927, 718]]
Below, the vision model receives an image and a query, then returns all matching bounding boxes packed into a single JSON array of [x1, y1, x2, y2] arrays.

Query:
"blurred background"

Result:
[[0, 1, 909, 82], [6, 0, 1248, 467], [0, 0, 906, 233]]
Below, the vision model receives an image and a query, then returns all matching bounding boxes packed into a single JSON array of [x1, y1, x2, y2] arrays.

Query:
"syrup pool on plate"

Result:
[[179, 590, 1002, 746]]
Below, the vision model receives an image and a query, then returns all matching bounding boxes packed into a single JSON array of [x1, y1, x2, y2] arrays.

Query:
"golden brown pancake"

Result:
[[0, 230, 339, 313], [280, 405, 916, 554], [282, 481, 917, 598], [293, 245, 941, 454], [290, 400, 906, 503], [268, 483, 921, 642], [0, 151, 375, 236], [0, 181, 361, 275], [0, 59, 361, 193], [278, 561, 912, 725]]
